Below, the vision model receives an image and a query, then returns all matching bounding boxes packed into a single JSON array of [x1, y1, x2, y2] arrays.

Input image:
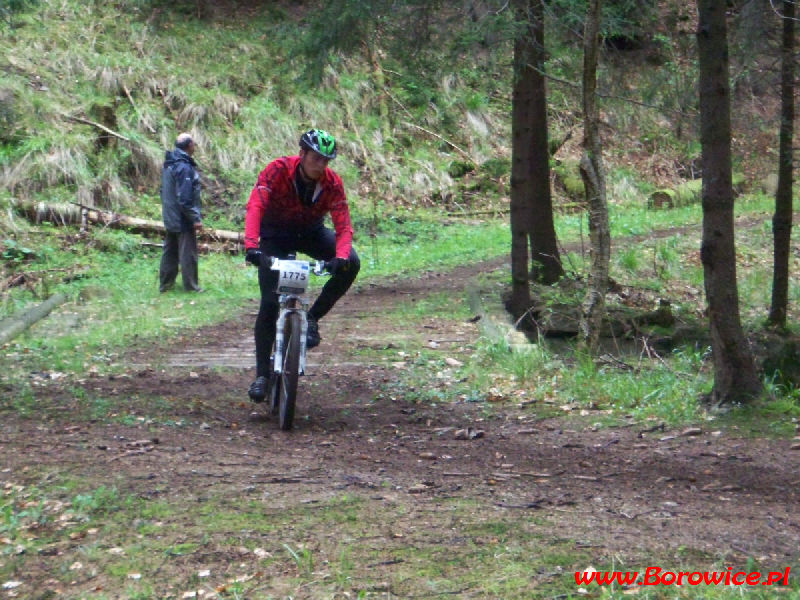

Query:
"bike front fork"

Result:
[[272, 299, 309, 376]]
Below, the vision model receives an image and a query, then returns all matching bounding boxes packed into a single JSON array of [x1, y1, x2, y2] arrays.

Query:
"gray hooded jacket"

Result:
[[161, 148, 202, 233]]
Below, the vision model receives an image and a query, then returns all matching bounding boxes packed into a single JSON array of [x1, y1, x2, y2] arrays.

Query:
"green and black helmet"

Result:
[[300, 129, 337, 159]]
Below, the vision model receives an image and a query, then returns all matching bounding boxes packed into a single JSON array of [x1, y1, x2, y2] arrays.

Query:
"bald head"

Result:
[[175, 133, 195, 154]]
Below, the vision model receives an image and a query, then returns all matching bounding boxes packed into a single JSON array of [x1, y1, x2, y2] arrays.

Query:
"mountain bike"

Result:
[[264, 255, 328, 430]]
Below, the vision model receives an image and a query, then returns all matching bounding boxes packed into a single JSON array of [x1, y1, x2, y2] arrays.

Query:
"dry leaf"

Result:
[[455, 428, 485, 440]]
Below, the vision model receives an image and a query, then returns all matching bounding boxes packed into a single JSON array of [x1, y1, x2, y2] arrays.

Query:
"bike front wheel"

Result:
[[278, 311, 302, 430], [268, 368, 280, 416]]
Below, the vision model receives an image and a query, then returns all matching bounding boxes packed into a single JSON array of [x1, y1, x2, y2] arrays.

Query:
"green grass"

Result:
[[2, 0, 511, 224], [0, 473, 620, 599], [346, 193, 800, 431], [5, 187, 800, 435], [0, 212, 504, 385], [362, 212, 510, 274], [2, 250, 252, 374], [3, 198, 799, 600], [381, 331, 711, 425], [389, 290, 475, 321]]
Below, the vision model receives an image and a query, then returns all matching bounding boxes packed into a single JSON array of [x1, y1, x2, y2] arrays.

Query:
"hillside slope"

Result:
[[2, 1, 783, 229]]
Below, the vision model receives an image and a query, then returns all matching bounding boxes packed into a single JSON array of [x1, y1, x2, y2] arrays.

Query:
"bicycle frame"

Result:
[[273, 294, 309, 375], [270, 257, 326, 377]]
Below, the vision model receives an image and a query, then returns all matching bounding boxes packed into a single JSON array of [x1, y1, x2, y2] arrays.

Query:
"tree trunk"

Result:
[[769, 0, 795, 328], [509, 0, 562, 320], [696, 0, 761, 404], [509, 0, 535, 318], [578, 0, 610, 351], [526, 0, 563, 285]]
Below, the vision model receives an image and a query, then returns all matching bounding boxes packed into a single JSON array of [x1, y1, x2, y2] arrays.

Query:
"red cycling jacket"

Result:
[[244, 155, 354, 259]]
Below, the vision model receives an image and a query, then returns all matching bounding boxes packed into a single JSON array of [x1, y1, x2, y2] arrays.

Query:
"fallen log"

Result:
[[142, 240, 245, 256], [552, 159, 584, 199], [0, 292, 68, 345], [648, 173, 745, 209], [648, 181, 699, 209], [16, 200, 244, 243]]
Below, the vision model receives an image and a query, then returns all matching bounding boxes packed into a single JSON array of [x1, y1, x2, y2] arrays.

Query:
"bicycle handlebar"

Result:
[[246, 252, 331, 276], [263, 255, 330, 275]]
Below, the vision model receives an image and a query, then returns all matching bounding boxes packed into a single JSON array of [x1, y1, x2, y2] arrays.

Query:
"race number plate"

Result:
[[273, 259, 310, 294]]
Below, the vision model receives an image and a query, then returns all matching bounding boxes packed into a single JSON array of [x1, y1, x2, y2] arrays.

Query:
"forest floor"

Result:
[[2, 249, 800, 599]]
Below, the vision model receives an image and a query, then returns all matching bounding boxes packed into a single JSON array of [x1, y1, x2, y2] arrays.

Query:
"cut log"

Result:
[[648, 179, 701, 209], [552, 159, 585, 199], [0, 292, 68, 345], [762, 173, 778, 196], [648, 173, 745, 209], [16, 201, 243, 243], [648, 189, 677, 209]]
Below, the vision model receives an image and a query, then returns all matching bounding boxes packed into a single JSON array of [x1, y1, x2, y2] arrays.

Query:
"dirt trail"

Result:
[[3, 254, 800, 596]]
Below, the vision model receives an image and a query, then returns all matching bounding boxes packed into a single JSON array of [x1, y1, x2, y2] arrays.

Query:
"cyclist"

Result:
[[243, 129, 360, 402]]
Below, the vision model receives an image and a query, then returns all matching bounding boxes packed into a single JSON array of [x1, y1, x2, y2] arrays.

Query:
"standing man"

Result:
[[244, 129, 360, 401], [159, 132, 203, 293]]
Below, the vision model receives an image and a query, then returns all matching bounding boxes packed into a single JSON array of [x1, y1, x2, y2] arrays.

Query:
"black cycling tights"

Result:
[[254, 225, 360, 377]]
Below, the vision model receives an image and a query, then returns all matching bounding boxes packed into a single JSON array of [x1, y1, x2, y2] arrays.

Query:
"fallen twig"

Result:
[[400, 120, 474, 163], [107, 447, 154, 462], [515, 470, 566, 478], [122, 83, 156, 134], [446, 209, 511, 217], [63, 114, 131, 142], [638, 423, 666, 437]]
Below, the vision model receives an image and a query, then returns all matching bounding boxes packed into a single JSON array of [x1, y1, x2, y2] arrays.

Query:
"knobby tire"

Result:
[[278, 312, 301, 430], [268, 364, 280, 416]]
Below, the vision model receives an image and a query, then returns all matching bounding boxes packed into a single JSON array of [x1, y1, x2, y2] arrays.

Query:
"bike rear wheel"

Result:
[[278, 312, 302, 430]]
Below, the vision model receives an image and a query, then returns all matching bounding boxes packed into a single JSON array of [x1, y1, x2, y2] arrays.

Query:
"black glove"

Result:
[[245, 248, 263, 267], [327, 257, 349, 275]]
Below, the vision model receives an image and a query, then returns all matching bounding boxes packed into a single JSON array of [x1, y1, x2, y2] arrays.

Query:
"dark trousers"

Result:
[[159, 230, 200, 292], [254, 225, 360, 376]]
